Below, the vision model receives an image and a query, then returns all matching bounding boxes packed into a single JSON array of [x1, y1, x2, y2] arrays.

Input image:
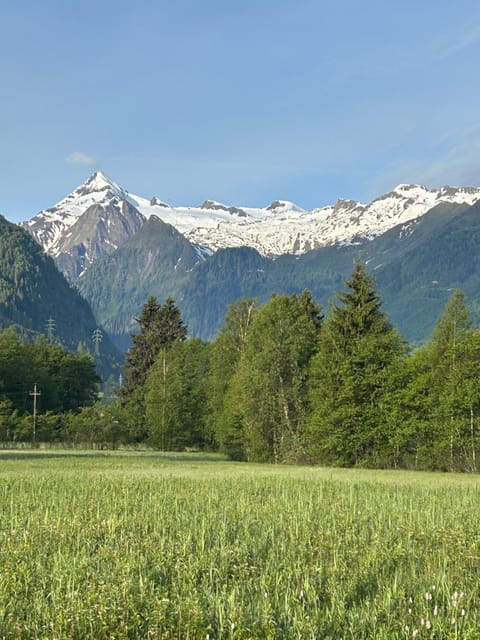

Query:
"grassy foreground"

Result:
[[0, 452, 479, 638]]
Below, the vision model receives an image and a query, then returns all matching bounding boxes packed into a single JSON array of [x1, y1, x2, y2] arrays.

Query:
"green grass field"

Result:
[[0, 451, 479, 639]]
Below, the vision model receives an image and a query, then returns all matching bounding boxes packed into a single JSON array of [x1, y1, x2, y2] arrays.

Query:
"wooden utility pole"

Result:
[[30, 384, 41, 448], [162, 348, 167, 451]]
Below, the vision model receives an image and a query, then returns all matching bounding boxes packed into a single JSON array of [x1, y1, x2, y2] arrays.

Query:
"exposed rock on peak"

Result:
[[200, 200, 247, 217]]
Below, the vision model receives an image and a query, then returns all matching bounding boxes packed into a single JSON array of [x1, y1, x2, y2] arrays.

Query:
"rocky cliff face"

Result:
[[53, 199, 145, 281]]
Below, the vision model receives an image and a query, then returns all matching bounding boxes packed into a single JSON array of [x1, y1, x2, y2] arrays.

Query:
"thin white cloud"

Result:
[[66, 151, 96, 166], [367, 128, 480, 199], [434, 24, 480, 63], [410, 127, 480, 188]]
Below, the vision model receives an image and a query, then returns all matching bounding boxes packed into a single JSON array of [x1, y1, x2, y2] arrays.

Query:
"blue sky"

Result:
[[2, 0, 480, 221]]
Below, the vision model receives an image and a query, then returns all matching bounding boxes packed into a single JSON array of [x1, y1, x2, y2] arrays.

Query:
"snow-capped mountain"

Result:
[[123, 177, 480, 254], [22, 172, 145, 280], [23, 172, 129, 254], [22, 171, 480, 281]]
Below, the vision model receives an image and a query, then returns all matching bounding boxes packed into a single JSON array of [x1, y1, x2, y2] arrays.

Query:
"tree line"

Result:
[[112, 264, 480, 471], [0, 328, 100, 444], [3, 262, 480, 470]]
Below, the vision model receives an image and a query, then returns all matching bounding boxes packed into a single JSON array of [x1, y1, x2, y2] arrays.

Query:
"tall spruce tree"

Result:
[[120, 296, 187, 399], [307, 263, 405, 466]]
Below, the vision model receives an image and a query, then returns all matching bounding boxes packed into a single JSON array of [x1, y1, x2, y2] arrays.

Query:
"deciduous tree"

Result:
[[207, 298, 257, 456], [226, 292, 321, 462], [145, 338, 210, 450]]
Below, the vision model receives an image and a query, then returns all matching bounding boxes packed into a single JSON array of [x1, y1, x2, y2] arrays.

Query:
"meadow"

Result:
[[0, 451, 479, 639]]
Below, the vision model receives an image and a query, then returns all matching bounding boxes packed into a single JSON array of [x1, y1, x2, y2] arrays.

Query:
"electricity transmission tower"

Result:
[[45, 318, 56, 342], [92, 328, 103, 356]]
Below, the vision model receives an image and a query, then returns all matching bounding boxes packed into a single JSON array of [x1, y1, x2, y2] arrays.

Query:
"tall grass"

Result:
[[0, 451, 478, 638]]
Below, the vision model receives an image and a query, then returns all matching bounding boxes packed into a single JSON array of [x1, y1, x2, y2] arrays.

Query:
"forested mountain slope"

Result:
[[0, 215, 120, 374]]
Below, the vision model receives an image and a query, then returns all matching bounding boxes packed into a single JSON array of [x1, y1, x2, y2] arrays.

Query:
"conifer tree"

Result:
[[307, 263, 405, 466], [120, 296, 187, 399]]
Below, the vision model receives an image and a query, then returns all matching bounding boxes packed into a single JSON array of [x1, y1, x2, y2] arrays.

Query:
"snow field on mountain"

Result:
[[23, 171, 480, 259]]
